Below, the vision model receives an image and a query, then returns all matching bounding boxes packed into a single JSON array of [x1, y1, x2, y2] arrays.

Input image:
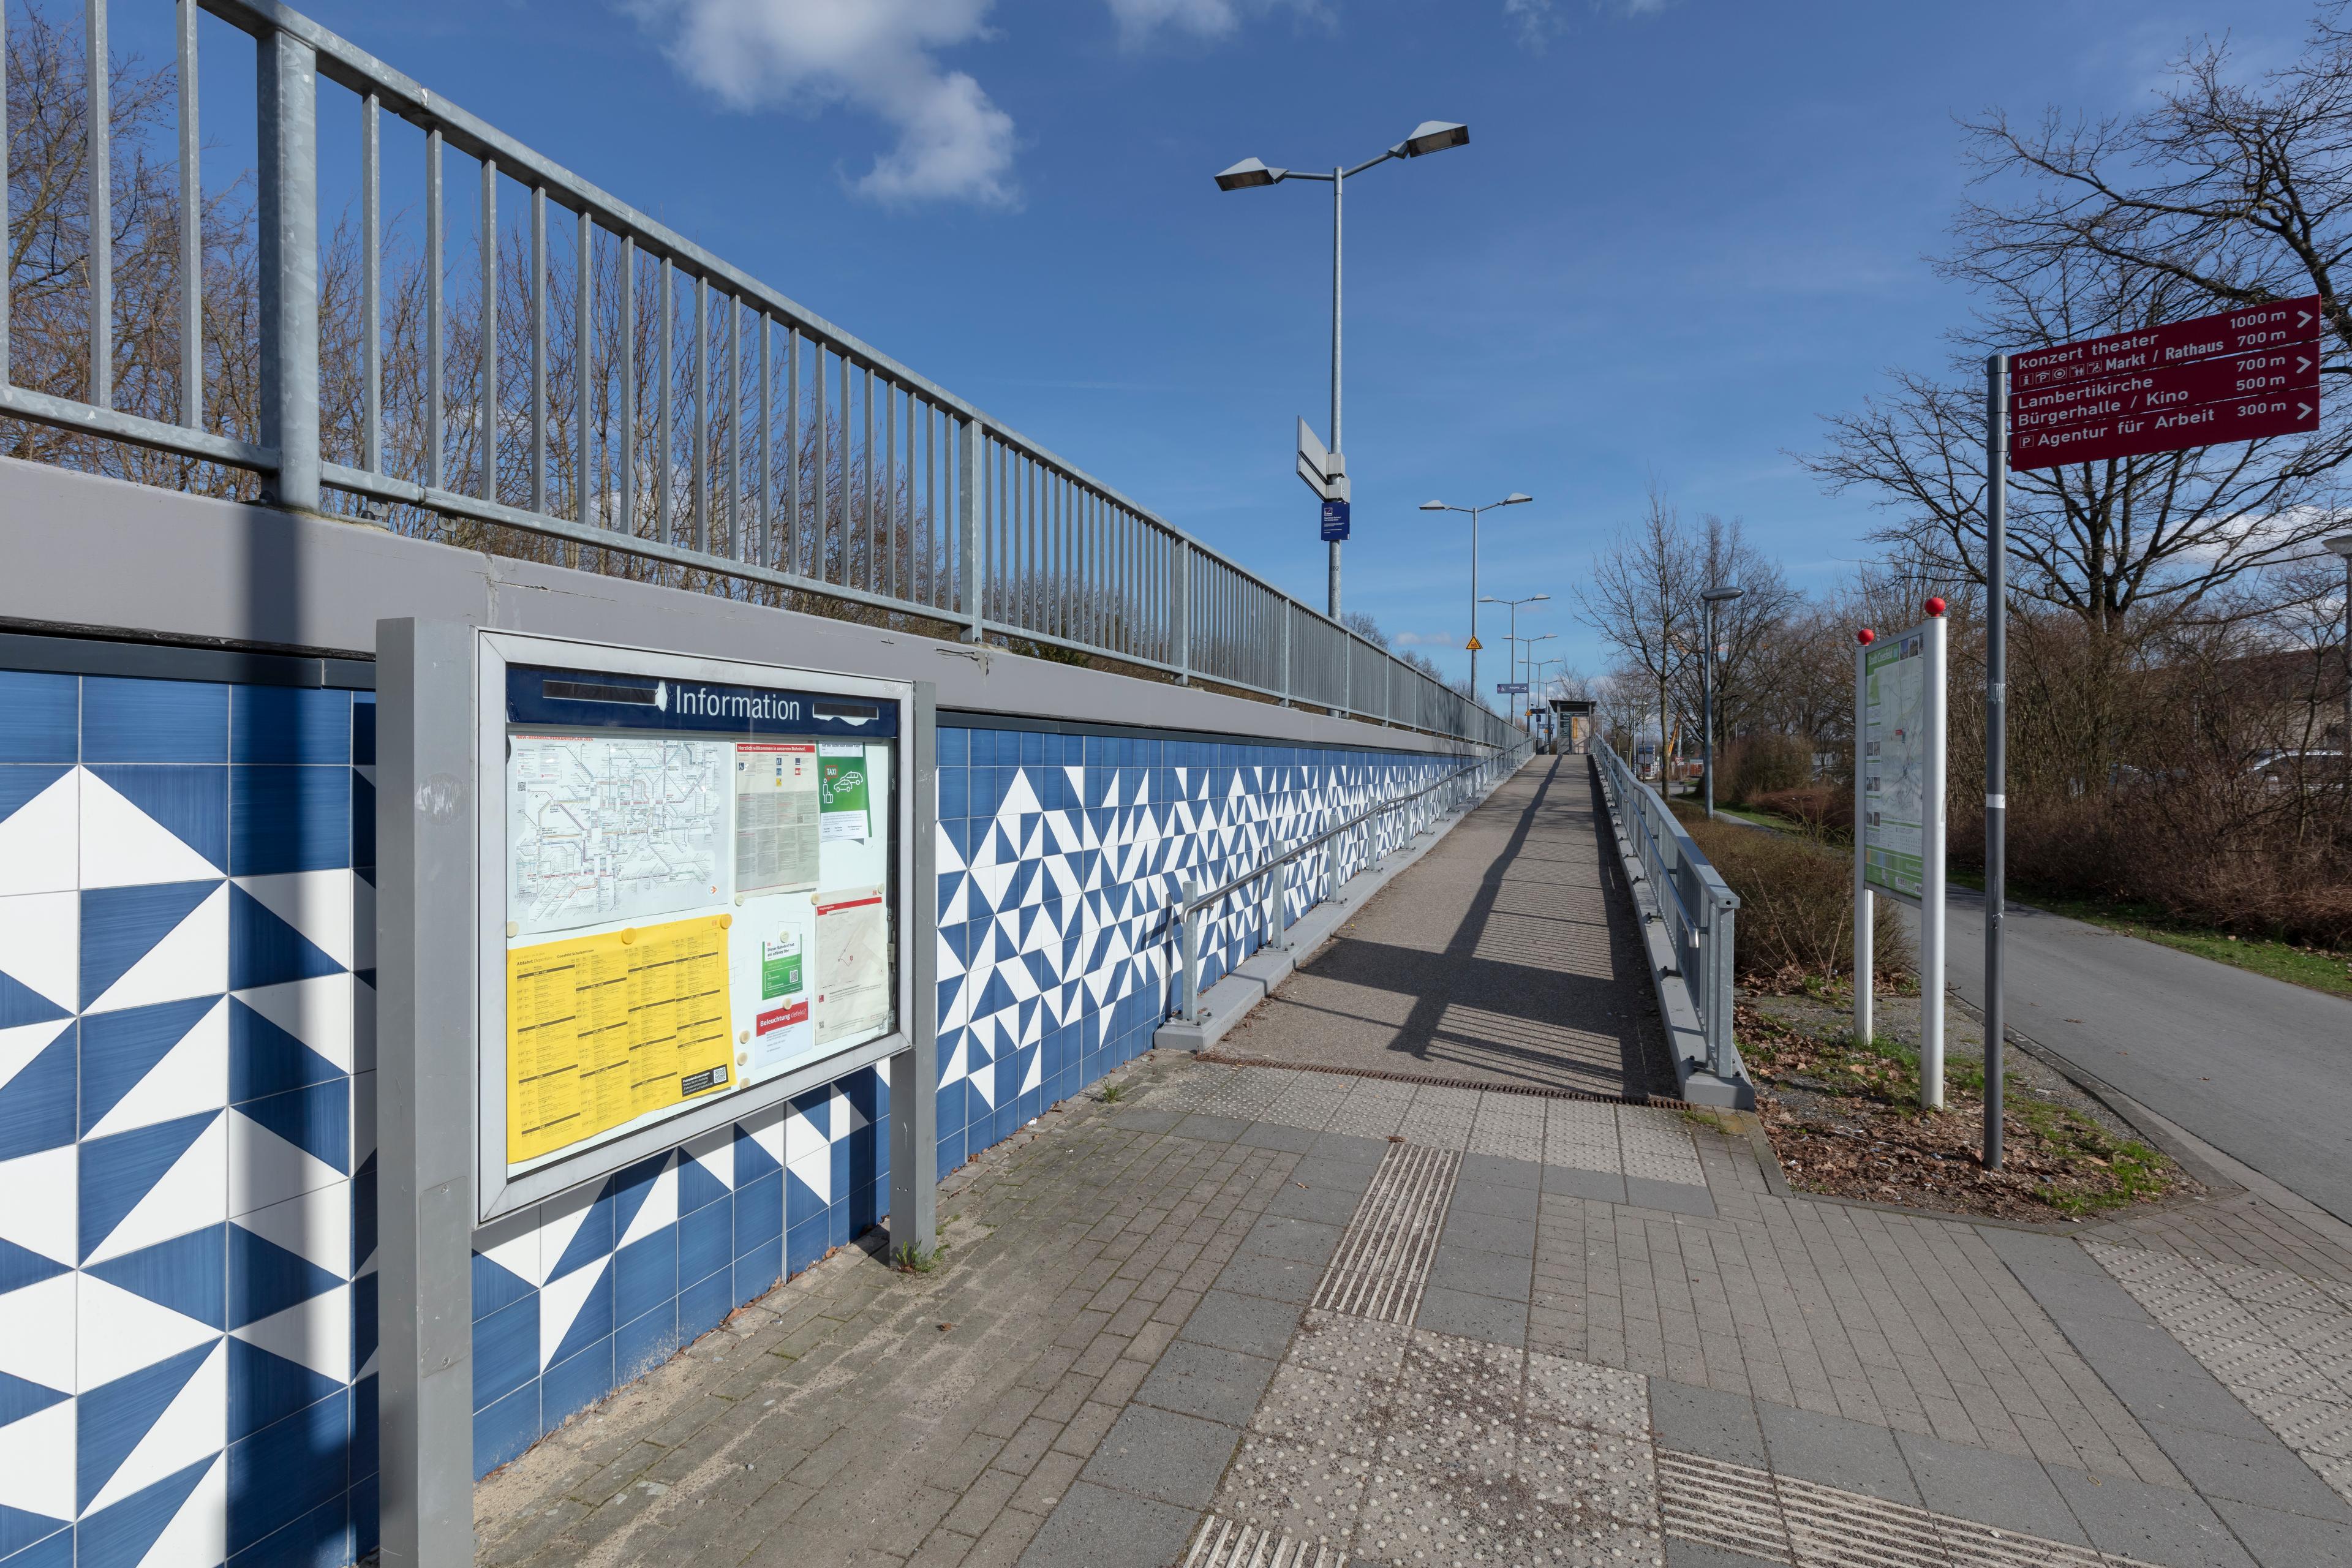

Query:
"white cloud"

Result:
[[1503, 0, 1558, 48], [626, 0, 1019, 207], [1106, 0, 1327, 51], [1393, 631, 1455, 648]]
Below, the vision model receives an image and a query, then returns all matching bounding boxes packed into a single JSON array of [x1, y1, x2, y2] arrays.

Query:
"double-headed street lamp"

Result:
[[1217, 121, 1471, 619], [2328, 534, 2352, 797], [1515, 631, 1558, 730], [1420, 494, 1530, 693], [1699, 586, 1744, 820], [1480, 593, 1549, 722]]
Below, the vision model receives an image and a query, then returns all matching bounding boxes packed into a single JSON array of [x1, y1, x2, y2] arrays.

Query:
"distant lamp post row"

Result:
[[1482, 594, 1550, 728], [1215, 122, 1471, 619], [1698, 586, 1744, 820], [1419, 494, 1530, 696]]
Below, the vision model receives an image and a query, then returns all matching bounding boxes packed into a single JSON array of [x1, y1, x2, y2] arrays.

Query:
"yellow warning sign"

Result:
[[507, 914, 735, 1163], [1464, 636, 1483, 651]]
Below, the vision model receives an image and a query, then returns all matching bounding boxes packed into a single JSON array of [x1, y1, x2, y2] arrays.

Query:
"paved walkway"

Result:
[[1219, 755, 1675, 1098], [470, 757, 2352, 1568]]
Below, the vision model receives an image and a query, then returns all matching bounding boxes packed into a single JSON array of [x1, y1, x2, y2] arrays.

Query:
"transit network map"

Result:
[[509, 735, 726, 936]]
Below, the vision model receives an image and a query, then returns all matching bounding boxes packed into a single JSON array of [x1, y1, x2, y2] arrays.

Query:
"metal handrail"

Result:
[[0, 0, 1513, 751], [1173, 738, 1535, 1021], [1591, 741, 1743, 1084]]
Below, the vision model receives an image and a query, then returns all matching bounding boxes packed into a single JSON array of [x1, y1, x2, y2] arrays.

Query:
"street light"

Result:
[[2328, 534, 2352, 798], [1519, 632, 1558, 733], [1218, 121, 1472, 619], [1422, 494, 1528, 694], [1479, 592, 1550, 724], [1699, 586, 1745, 820]]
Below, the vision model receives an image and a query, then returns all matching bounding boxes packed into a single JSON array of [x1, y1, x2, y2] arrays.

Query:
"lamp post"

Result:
[[1520, 632, 1558, 732], [1216, 121, 1471, 620], [2328, 534, 2352, 800], [1531, 654, 1564, 747], [1479, 592, 1550, 723], [1421, 494, 1530, 697], [1699, 586, 1744, 820]]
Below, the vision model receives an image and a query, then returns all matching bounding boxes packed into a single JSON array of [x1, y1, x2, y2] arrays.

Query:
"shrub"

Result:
[[1724, 733, 1812, 804], [1676, 813, 1910, 986], [1751, 784, 1852, 837]]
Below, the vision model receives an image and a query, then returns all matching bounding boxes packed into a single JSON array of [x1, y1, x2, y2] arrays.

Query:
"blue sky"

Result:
[[230, 0, 2320, 684]]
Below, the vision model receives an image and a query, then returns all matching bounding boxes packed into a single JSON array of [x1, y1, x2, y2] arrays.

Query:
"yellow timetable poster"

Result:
[[507, 914, 735, 1163]]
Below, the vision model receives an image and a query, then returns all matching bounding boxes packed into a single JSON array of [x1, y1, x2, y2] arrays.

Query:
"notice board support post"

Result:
[[889, 681, 940, 1257], [378, 618, 479, 1568], [1852, 639, 1872, 1050], [1920, 612, 1948, 1110], [1984, 354, 2009, 1169]]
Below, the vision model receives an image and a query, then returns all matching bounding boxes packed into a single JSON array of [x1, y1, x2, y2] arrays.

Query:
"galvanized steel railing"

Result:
[[0, 0, 1506, 749], [1592, 741, 1743, 1085]]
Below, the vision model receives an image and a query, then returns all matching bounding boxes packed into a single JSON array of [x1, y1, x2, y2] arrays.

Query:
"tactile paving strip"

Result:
[[1313, 1142, 1461, 1323]]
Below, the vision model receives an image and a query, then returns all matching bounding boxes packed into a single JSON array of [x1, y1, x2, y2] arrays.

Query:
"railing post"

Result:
[[1174, 541, 1191, 685], [1178, 880, 1202, 1021], [257, 23, 320, 512], [959, 419, 983, 642], [1711, 894, 1737, 1077], [1279, 604, 1292, 706], [1268, 844, 1290, 952]]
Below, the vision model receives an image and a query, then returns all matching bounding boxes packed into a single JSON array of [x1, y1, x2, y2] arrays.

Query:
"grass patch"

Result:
[[1098, 1084, 1127, 1104], [891, 1242, 943, 1274], [1948, 870, 2352, 1001]]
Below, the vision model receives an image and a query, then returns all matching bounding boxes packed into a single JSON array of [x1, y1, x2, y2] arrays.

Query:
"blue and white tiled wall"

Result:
[[0, 647, 1468, 1568], [930, 727, 1463, 1172], [0, 667, 379, 1568]]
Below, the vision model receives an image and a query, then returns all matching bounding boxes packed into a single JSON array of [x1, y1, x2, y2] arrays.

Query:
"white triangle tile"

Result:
[[0, 1388, 74, 1523], [1001, 772, 1039, 817], [0, 891, 78, 1014], [352, 1069, 376, 1174], [0, 1017, 72, 1102], [84, 1340, 226, 1516], [225, 1107, 341, 1221], [75, 1275, 217, 1392], [232, 872, 354, 972], [472, 1205, 540, 1293], [532, 1182, 600, 1289], [618, 1158, 677, 1250], [232, 1282, 350, 1385], [233, 1180, 350, 1279], [1021, 1049, 1042, 1095], [938, 1035, 967, 1088], [745, 1105, 786, 1170], [127, 1452, 224, 1568], [783, 1101, 829, 1166], [0, 1144, 75, 1268], [86, 998, 228, 1140], [0, 1270, 74, 1390], [682, 1125, 733, 1192], [786, 1148, 830, 1208], [231, 974, 355, 1074], [538, 1256, 608, 1370], [967, 1062, 997, 1110], [78, 769, 222, 889], [933, 824, 965, 876], [842, 1082, 871, 1133], [85, 884, 228, 1016], [0, 767, 78, 897], [85, 1113, 229, 1267]]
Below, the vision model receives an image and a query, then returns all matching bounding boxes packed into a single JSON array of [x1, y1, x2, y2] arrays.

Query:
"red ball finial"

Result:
[[1856, 628, 1875, 646], [1924, 596, 1947, 617]]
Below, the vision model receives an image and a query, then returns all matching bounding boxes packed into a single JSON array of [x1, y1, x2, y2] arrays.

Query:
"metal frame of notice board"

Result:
[[472, 630, 923, 1222]]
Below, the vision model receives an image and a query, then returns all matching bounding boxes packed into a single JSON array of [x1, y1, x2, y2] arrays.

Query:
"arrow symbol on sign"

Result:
[[2299, 356, 2312, 372], [2301, 310, 2315, 326], [2299, 402, 2313, 417]]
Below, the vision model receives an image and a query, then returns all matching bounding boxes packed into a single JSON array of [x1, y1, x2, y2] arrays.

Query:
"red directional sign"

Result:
[[2008, 296, 2323, 470]]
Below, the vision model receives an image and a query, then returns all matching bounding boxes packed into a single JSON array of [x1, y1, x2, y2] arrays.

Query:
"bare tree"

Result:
[[1577, 487, 1698, 771]]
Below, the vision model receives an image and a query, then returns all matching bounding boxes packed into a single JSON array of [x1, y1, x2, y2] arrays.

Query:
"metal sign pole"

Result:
[[1921, 611, 1949, 1110], [1853, 635, 1872, 1048], [1983, 355, 2009, 1169]]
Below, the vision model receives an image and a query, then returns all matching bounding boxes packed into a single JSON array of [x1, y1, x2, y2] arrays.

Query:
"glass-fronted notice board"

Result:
[[475, 635, 911, 1216]]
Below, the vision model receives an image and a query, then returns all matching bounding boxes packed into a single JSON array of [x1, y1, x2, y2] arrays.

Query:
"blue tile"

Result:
[[937, 727, 968, 766], [472, 1381, 540, 1478], [616, 1302, 679, 1382], [237, 1080, 349, 1176], [228, 995, 343, 1106], [733, 1123, 782, 1186], [733, 1170, 782, 1256], [938, 766, 968, 820], [81, 679, 228, 764], [1, 1518, 70, 1568], [677, 1148, 728, 1213], [351, 771, 375, 872], [612, 1229, 678, 1329], [231, 766, 352, 876], [545, 1188, 617, 1285], [0, 674, 76, 764], [545, 1265, 613, 1369], [541, 1337, 614, 1429], [77, 1343, 214, 1515], [78, 1112, 214, 1261], [785, 1215, 827, 1278], [224, 1387, 347, 1553], [83, 1223, 227, 1330], [86, 765, 228, 873], [232, 688, 351, 764], [677, 1196, 732, 1288], [351, 1273, 377, 1392], [471, 1248, 534, 1322], [74, 1457, 214, 1568], [0, 1021, 75, 1160], [350, 1470, 380, 1559], [935, 1128, 965, 1182], [80, 880, 221, 1013], [785, 1163, 827, 1232], [228, 1336, 344, 1443], [734, 1236, 782, 1302], [350, 695, 376, 768], [226, 1493, 349, 1568], [677, 1267, 735, 1345], [472, 1295, 538, 1411]]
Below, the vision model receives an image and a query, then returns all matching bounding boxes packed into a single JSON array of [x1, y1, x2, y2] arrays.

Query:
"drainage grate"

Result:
[[1182, 1515, 1343, 1567], [1656, 1448, 2157, 1568], [1312, 1142, 1461, 1323]]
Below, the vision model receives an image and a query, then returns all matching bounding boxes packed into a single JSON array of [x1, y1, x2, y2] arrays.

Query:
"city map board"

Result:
[[1863, 628, 1931, 902], [497, 662, 903, 1178]]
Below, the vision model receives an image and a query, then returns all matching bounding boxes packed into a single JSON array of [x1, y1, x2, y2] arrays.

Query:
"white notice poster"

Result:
[[734, 743, 821, 895], [729, 893, 816, 1080], [814, 884, 891, 1048]]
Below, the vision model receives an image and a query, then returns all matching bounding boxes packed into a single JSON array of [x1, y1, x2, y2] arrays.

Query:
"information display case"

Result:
[[473, 633, 916, 1220]]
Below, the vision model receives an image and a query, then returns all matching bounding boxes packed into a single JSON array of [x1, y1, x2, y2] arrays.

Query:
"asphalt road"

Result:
[[1905, 891, 2352, 1224]]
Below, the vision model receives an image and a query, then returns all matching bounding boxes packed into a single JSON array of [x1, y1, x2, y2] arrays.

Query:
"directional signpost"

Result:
[[1981, 295, 2326, 1171], [1321, 499, 1351, 542], [1298, 417, 1351, 544], [1496, 682, 1527, 695]]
